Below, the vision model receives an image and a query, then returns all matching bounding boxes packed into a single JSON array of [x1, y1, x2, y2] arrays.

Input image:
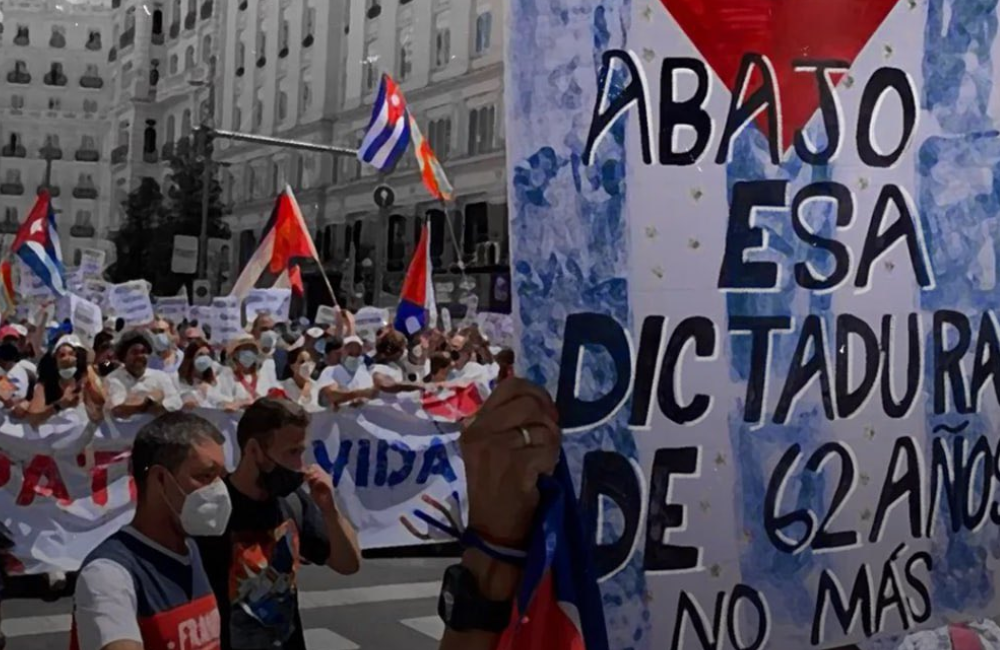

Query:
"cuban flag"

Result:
[[394, 221, 436, 336], [358, 74, 411, 172], [12, 190, 66, 296], [497, 455, 609, 650]]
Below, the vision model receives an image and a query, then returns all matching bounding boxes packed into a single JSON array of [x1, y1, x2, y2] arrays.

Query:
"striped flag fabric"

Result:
[[0, 261, 15, 316], [12, 190, 66, 297], [497, 454, 609, 650], [394, 221, 437, 336], [409, 114, 454, 201], [230, 186, 320, 300], [358, 74, 412, 172]]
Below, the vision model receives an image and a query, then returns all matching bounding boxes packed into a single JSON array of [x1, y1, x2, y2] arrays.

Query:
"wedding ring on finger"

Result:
[[519, 426, 533, 448]]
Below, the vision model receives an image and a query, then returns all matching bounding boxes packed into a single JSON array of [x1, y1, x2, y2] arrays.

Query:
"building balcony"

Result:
[[200, 0, 213, 20], [40, 147, 63, 160], [73, 186, 98, 200], [256, 56, 266, 68], [1, 145, 26, 158], [38, 184, 61, 197], [80, 75, 104, 89], [239, 0, 248, 10], [43, 72, 68, 87], [119, 28, 135, 50], [303, 33, 314, 47], [13, 34, 29, 47], [0, 182, 24, 196], [143, 149, 159, 164], [185, 12, 196, 30], [108, 46, 117, 62], [111, 145, 129, 166], [367, 3, 382, 19], [86, 38, 102, 52], [111, 0, 121, 7], [6, 71, 30, 85], [76, 149, 100, 162], [151, 32, 165, 46], [71, 223, 96, 238], [169, 22, 180, 39]]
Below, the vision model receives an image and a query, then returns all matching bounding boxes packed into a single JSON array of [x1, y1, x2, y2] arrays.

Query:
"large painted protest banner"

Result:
[[0, 396, 466, 575], [507, 0, 1000, 648]]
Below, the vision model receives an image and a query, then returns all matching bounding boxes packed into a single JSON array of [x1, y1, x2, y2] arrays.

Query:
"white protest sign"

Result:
[[354, 306, 388, 343], [171, 235, 199, 274], [108, 281, 153, 326], [244, 288, 292, 325], [65, 267, 84, 295], [440, 307, 452, 333], [188, 305, 213, 332], [314, 305, 339, 326], [155, 296, 190, 324], [79, 249, 106, 279], [82, 279, 108, 310], [507, 2, 1000, 648], [210, 296, 242, 343], [69, 294, 102, 340]]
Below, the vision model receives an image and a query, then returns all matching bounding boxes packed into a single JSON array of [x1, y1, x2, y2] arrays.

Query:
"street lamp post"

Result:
[[192, 56, 216, 281]]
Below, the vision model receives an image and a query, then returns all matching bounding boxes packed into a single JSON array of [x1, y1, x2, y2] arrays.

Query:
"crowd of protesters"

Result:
[[0, 305, 546, 650], [0, 306, 516, 426]]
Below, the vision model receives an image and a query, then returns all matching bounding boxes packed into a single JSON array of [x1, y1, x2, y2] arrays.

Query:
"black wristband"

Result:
[[438, 563, 512, 633]]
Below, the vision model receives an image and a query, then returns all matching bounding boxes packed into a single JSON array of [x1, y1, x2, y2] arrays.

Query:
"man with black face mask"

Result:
[[195, 397, 361, 650]]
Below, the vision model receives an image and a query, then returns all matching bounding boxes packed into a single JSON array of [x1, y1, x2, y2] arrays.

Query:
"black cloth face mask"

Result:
[[258, 453, 305, 498]]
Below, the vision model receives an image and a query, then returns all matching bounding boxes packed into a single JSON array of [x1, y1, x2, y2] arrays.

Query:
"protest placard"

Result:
[[315, 304, 339, 325], [69, 294, 102, 340], [506, 2, 997, 647], [354, 306, 388, 343], [79, 248, 106, 280], [243, 288, 291, 324], [108, 280, 153, 326], [82, 279, 108, 310], [210, 296, 242, 343], [155, 296, 190, 324]]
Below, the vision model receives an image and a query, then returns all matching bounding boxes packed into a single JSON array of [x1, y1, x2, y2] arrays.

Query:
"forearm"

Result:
[[110, 401, 147, 419], [320, 501, 361, 575], [439, 549, 522, 650]]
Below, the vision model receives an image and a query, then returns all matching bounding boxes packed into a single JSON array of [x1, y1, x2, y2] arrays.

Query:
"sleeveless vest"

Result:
[[69, 528, 221, 650]]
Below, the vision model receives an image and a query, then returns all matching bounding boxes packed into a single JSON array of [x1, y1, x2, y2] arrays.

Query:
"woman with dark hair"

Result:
[[22, 335, 104, 425], [279, 346, 318, 409], [176, 338, 236, 409]]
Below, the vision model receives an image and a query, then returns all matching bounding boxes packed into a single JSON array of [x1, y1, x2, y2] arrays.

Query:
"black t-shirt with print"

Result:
[[196, 478, 331, 650]]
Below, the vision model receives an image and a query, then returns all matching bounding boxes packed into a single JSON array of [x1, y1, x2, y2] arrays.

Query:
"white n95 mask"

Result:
[[178, 479, 232, 537]]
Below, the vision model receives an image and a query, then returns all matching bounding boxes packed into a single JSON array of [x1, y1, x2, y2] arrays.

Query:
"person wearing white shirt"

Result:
[[106, 330, 183, 418], [317, 335, 378, 408], [147, 317, 185, 375], [222, 335, 278, 406], [252, 314, 283, 388], [0, 343, 30, 404], [280, 347, 319, 410], [176, 338, 238, 409]]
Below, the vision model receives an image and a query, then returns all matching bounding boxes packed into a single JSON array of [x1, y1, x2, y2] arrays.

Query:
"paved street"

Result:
[[2, 558, 451, 650]]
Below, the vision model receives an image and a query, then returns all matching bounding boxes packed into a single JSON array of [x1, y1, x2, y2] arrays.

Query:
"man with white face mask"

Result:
[[317, 335, 378, 408], [147, 317, 184, 375], [251, 313, 284, 389], [70, 412, 230, 650]]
